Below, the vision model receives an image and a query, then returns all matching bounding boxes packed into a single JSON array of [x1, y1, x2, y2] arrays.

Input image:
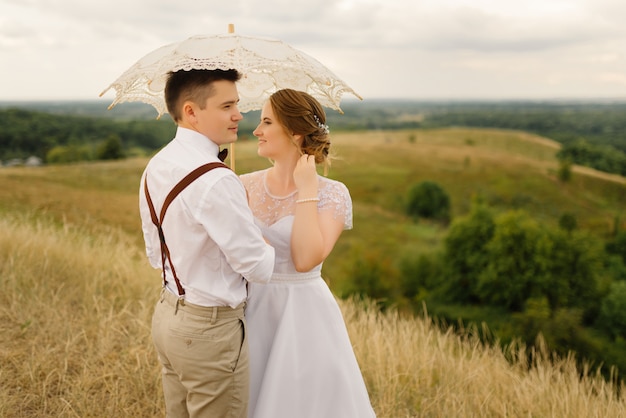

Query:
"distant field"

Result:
[[1, 127, 625, 292]]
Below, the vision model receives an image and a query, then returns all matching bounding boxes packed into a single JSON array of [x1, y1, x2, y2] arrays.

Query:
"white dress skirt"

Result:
[[241, 170, 376, 418]]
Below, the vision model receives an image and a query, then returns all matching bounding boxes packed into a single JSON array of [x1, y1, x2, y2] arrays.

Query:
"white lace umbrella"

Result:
[[99, 33, 361, 117]]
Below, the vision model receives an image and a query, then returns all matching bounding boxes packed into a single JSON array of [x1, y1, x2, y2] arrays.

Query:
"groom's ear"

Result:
[[181, 101, 197, 122]]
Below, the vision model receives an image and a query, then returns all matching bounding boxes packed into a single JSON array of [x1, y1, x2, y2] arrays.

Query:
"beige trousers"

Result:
[[152, 289, 249, 418]]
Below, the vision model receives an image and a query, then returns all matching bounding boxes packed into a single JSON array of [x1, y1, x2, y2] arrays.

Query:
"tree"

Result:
[[557, 158, 572, 182], [476, 210, 552, 311], [558, 212, 577, 233], [96, 134, 125, 160], [597, 281, 626, 340], [406, 181, 451, 223], [441, 203, 495, 303], [545, 229, 603, 321], [606, 231, 626, 264]]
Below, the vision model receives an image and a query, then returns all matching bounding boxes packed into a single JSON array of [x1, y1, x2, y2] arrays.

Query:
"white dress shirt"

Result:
[[139, 127, 275, 308]]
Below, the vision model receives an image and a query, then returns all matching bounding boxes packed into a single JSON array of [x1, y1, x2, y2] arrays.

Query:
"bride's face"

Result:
[[253, 102, 300, 160]]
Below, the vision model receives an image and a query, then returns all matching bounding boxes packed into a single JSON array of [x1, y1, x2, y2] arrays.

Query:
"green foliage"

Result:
[[343, 248, 395, 307], [442, 203, 495, 303], [406, 181, 451, 223], [597, 281, 626, 340], [557, 139, 626, 176], [419, 101, 626, 154], [604, 255, 626, 281], [557, 158, 573, 182], [546, 229, 604, 318], [0, 107, 174, 161], [477, 211, 552, 311], [96, 134, 125, 160], [439, 207, 603, 316], [558, 212, 578, 232], [514, 296, 551, 342], [46, 144, 93, 164], [512, 298, 588, 351], [542, 307, 584, 350], [606, 232, 626, 264], [398, 253, 443, 300]]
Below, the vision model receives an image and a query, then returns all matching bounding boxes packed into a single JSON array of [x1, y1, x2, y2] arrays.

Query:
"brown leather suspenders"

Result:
[[143, 162, 228, 298]]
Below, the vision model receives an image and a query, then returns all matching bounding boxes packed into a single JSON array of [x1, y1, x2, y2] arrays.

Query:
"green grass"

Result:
[[2, 127, 624, 292]]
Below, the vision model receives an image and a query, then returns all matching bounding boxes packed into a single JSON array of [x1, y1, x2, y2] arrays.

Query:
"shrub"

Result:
[[597, 281, 626, 340], [514, 296, 551, 342], [398, 252, 443, 300], [558, 212, 578, 232], [343, 249, 395, 307], [557, 158, 572, 182], [476, 210, 552, 311], [96, 134, 125, 160], [442, 204, 495, 303], [546, 229, 603, 319], [606, 232, 626, 264], [46, 145, 92, 164], [406, 181, 451, 223]]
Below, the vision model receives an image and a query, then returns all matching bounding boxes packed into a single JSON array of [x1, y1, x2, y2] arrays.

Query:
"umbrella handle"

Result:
[[221, 23, 234, 171], [230, 143, 235, 171]]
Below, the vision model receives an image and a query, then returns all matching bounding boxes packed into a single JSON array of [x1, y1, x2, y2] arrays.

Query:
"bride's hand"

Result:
[[293, 154, 318, 198]]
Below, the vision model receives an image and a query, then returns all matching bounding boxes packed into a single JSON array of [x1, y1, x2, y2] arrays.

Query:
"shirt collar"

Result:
[[174, 127, 220, 158]]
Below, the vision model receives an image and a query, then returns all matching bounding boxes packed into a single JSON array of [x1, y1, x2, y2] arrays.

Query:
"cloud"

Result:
[[1, 0, 626, 101]]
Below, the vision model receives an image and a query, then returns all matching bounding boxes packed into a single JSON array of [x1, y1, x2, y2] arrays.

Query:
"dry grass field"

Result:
[[1, 128, 626, 417]]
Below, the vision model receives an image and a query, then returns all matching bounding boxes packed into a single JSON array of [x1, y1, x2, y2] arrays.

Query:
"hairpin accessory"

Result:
[[313, 115, 330, 135]]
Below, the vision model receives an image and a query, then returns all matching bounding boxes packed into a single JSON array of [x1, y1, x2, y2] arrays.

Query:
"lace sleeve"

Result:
[[239, 171, 262, 202], [318, 178, 353, 230]]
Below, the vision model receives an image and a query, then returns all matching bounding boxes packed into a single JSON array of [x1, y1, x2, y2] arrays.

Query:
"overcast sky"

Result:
[[2, 0, 626, 104]]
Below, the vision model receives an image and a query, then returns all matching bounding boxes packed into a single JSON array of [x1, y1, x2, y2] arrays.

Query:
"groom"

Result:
[[139, 68, 275, 417]]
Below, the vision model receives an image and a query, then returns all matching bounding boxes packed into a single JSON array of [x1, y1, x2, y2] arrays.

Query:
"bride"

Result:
[[240, 88, 376, 418]]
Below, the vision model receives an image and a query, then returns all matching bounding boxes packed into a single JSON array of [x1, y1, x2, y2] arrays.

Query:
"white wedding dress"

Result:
[[241, 169, 376, 418]]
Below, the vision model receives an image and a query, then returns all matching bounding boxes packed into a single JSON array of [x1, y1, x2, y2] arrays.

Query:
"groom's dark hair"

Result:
[[165, 69, 241, 122]]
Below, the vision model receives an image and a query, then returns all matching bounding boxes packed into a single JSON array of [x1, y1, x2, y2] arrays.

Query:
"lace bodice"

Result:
[[240, 169, 353, 275], [241, 169, 353, 228]]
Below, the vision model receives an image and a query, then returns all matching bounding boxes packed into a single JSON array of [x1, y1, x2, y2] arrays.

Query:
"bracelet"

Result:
[[296, 197, 320, 204]]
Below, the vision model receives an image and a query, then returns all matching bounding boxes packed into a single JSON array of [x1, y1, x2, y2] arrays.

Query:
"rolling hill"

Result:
[[1, 127, 626, 416]]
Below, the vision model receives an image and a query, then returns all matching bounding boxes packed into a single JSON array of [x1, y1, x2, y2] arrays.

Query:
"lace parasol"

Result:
[[99, 31, 361, 117]]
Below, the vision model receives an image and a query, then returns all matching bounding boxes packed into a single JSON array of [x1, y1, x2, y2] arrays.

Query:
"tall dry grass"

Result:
[[1, 212, 625, 417], [345, 301, 624, 417], [0, 213, 162, 417]]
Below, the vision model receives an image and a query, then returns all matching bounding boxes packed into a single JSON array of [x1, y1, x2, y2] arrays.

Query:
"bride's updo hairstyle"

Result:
[[268, 89, 332, 168]]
